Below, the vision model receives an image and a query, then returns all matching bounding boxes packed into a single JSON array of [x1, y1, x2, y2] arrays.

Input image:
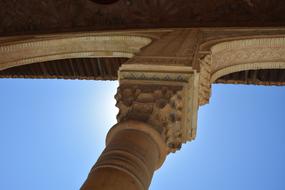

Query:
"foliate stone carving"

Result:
[[115, 84, 184, 152], [198, 54, 212, 105], [116, 64, 199, 153]]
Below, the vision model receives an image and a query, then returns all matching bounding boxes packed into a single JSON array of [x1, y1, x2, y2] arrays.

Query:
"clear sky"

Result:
[[0, 79, 285, 190]]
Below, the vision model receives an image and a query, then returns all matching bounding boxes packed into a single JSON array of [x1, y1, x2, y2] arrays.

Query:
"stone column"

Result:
[[81, 64, 199, 190], [81, 120, 167, 190]]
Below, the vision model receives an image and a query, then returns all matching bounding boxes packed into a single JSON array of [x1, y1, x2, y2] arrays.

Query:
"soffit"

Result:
[[1, 0, 285, 36]]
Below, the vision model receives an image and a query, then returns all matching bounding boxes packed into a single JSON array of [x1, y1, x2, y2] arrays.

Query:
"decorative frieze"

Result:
[[210, 37, 285, 82], [0, 34, 152, 71], [126, 56, 193, 66]]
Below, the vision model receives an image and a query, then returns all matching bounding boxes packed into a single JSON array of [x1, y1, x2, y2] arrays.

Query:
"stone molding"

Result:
[[209, 37, 285, 82], [126, 56, 193, 66], [0, 33, 153, 71], [117, 64, 199, 153], [197, 33, 285, 106], [119, 64, 195, 81], [198, 54, 212, 105]]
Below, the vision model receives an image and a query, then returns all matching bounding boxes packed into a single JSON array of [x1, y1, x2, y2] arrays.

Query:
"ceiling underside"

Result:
[[0, 58, 128, 80], [216, 69, 285, 86], [1, 0, 285, 36], [1, 58, 285, 86]]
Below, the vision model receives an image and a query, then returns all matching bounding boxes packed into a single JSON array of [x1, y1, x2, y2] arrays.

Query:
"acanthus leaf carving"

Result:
[[115, 84, 184, 152], [116, 64, 200, 153]]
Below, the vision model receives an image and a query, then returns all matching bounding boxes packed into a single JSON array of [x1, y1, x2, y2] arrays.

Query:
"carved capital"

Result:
[[116, 64, 199, 153], [115, 83, 184, 152]]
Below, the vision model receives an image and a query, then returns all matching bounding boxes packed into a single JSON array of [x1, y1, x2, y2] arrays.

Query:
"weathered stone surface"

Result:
[[116, 84, 184, 151], [117, 64, 199, 152], [81, 121, 168, 190]]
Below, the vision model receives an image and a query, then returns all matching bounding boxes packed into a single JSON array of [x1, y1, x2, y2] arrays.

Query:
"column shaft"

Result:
[[81, 120, 167, 190]]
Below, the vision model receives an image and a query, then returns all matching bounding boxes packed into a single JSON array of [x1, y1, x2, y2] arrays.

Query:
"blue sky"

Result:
[[0, 79, 285, 190]]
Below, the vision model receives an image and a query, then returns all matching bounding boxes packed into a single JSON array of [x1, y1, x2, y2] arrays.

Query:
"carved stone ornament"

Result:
[[116, 64, 199, 153], [198, 54, 212, 105], [210, 37, 285, 82], [0, 33, 152, 71]]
